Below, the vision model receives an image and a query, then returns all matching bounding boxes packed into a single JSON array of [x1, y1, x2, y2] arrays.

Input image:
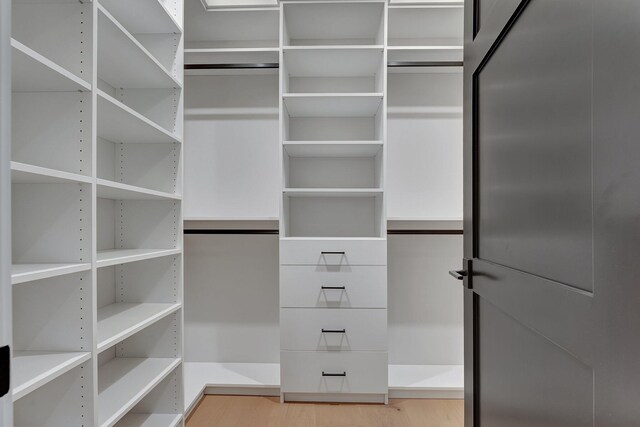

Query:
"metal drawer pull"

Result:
[[321, 285, 346, 290], [322, 371, 346, 377], [321, 251, 345, 255], [322, 328, 346, 334]]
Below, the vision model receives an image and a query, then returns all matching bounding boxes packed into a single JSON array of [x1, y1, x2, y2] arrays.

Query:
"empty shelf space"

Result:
[[11, 161, 92, 185], [97, 179, 181, 201], [11, 39, 91, 92], [283, 46, 383, 77], [185, 47, 279, 66], [99, 0, 181, 34], [97, 302, 182, 352], [388, 364, 464, 398], [98, 5, 181, 89], [284, 141, 383, 157], [283, 2, 385, 46], [283, 93, 383, 117], [387, 46, 463, 63], [12, 351, 91, 401], [97, 248, 182, 268], [283, 188, 383, 197], [11, 263, 91, 285], [184, 362, 280, 413], [115, 414, 183, 427], [97, 90, 181, 144], [99, 357, 181, 427]]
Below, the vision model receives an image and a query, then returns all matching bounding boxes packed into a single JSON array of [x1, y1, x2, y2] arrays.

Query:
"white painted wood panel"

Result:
[[280, 351, 388, 394], [280, 239, 387, 266], [281, 308, 387, 351], [280, 265, 387, 308]]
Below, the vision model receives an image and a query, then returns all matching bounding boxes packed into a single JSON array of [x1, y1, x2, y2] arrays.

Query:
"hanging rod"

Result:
[[184, 229, 462, 235], [387, 61, 463, 68], [184, 62, 462, 71], [185, 63, 279, 70], [185, 229, 279, 235]]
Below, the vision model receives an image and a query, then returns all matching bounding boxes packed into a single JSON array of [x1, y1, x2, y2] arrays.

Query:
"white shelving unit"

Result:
[[279, 0, 389, 404], [9, 0, 185, 425]]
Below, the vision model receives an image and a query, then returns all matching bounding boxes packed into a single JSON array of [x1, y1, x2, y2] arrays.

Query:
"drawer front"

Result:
[[281, 308, 387, 351], [280, 239, 387, 266], [280, 265, 387, 308], [281, 351, 388, 394]]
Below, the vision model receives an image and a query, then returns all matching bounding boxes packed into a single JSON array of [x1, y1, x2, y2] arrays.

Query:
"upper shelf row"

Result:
[[185, 1, 462, 49], [12, 0, 182, 91]]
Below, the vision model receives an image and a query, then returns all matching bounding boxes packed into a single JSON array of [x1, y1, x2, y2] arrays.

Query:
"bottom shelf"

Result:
[[99, 357, 181, 427], [115, 413, 182, 427], [184, 362, 463, 412], [184, 362, 280, 414], [388, 364, 464, 399]]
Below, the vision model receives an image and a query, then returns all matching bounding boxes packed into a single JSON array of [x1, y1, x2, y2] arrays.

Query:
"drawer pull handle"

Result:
[[322, 371, 347, 377], [321, 286, 346, 290], [322, 328, 346, 334], [321, 251, 345, 255]]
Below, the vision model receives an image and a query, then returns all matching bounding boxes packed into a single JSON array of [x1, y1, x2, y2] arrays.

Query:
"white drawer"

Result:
[[280, 351, 388, 394], [280, 239, 387, 266], [280, 265, 387, 308], [281, 308, 387, 351]]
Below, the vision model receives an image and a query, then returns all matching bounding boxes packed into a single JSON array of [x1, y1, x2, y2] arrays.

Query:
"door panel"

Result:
[[465, 0, 640, 425], [477, 0, 593, 292], [478, 299, 593, 427]]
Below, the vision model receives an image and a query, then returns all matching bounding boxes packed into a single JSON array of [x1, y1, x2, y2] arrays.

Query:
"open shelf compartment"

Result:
[[282, 192, 385, 238], [283, 2, 385, 46]]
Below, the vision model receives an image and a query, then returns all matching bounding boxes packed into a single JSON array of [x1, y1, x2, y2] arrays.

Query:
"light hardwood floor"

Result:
[[187, 395, 464, 427]]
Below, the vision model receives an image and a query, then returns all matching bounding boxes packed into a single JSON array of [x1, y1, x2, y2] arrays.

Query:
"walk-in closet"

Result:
[[1, 0, 464, 425]]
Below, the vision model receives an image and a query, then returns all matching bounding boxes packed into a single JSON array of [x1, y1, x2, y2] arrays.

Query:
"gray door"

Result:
[[0, 0, 11, 424], [460, 1, 640, 426]]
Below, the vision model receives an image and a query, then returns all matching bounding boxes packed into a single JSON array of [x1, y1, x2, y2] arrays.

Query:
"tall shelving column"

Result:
[[93, 0, 184, 426], [10, 0, 95, 424], [279, 0, 389, 404]]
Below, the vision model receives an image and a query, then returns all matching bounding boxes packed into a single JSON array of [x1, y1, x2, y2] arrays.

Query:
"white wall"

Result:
[[184, 231, 280, 363], [183, 74, 280, 220], [388, 235, 463, 365]]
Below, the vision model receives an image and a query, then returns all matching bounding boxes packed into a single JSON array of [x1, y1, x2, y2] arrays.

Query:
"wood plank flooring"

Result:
[[187, 395, 464, 427]]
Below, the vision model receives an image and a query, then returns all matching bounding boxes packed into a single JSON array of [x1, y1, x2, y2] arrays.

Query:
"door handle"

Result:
[[321, 286, 346, 290], [321, 251, 345, 255], [322, 329, 346, 333], [449, 270, 467, 280]]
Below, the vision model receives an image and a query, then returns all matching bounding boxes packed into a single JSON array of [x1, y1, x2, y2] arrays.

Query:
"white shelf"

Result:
[[98, 5, 181, 89], [97, 179, 181, 201], [284, 141, 383, 158], [11, 38, 91, 92], [97, 303, 182, 352], [284, 188, 383, 197], [97, 248, 182, 268], [97, 90, 181, 144], [99, 357, 181, 427], [283, 46, 383, 77], [115, 414, 182, 427], [12, 351, 91, 401], [283, 93, 383, 117], [388, 364, 464, 398], [99, 0, 182, 34], [185, 47, 279, 66], [184, 362, 280, 414], [387, 46, 463, 63], [11, 263, 91, 285], [11, 161, 92, 185]]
